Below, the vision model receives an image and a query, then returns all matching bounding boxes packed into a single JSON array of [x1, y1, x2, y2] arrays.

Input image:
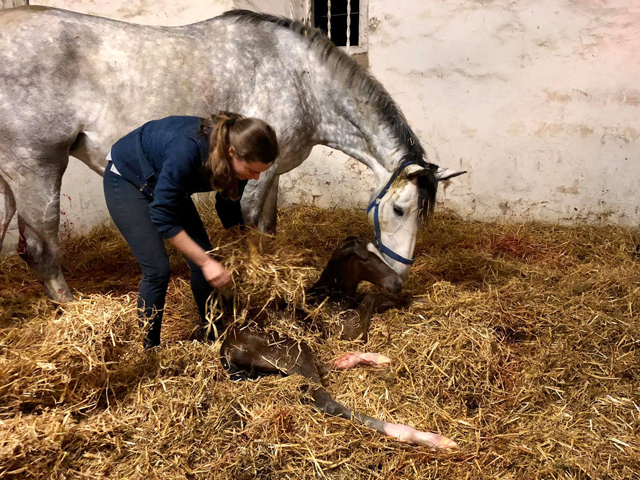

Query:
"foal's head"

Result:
[[310, 236, 403, 298]]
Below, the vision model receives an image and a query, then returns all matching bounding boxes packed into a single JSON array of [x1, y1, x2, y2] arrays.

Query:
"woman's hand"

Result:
[[168, 231, 232, 288], [201, 258, 232, 288]]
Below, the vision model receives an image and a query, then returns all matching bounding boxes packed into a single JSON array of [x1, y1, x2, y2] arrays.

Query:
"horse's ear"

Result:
[[406, 164, 429, 181], [434, 167, 467, 182], [407, 167, 429, 181], [407, 171, 425, 181]]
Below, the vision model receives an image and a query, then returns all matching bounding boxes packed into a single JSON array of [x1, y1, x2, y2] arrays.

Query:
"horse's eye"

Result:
[[393, 205, 405, 217]]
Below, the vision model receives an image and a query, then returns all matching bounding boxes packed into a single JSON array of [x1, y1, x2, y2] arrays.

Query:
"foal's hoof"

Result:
[[383, 423, 459, 451], [334, 352, 391, 369]]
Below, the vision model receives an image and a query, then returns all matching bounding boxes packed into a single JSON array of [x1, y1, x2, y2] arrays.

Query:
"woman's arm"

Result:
[[149, 137, 231, 288], [169, 230, 231, 288]]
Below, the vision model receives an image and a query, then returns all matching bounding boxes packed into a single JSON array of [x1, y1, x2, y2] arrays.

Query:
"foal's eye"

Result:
[[356, 253, 371, 263], [393, 206, 405, 217]]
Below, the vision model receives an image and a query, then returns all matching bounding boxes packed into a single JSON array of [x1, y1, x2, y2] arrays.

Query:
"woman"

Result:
[[103, 112, 278, 348]]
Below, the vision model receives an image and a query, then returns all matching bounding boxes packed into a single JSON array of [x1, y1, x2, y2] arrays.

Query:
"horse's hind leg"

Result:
[[2, 148, 73, 302], [221, 328, 324, 383], [0, 173, 16, 253]]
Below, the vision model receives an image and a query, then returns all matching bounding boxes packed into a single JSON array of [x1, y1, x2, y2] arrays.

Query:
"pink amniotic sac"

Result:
[[334, 352, 458, 451], [334, 352, 391, 369]]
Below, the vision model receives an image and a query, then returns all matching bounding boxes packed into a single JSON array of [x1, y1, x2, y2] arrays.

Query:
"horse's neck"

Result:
[[312, 82, 410, 180], [318, 112, 402, 179]]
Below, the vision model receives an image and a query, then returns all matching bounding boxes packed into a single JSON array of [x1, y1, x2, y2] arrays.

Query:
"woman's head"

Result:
[[203, 111, 278, 199]]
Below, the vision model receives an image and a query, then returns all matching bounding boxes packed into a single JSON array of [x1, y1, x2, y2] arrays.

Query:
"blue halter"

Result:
[[367, 159, 420, 266]]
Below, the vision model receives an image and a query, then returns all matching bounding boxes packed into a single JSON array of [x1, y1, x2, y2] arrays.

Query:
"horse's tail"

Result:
[[0, 172, 17, 254]]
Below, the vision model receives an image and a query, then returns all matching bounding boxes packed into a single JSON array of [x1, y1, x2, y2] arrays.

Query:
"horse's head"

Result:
[[309, 236, 403, 298], [367, 161, 440, 281]]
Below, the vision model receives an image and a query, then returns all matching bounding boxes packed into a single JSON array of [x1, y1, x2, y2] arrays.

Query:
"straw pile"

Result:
[[1, 204, 639, 479]]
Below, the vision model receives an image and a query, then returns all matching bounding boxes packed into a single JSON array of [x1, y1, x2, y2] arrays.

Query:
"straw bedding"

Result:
[[1, 204, 638, 479]]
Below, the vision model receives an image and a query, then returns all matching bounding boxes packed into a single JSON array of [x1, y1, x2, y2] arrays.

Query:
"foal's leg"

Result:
[[334, 352, 392, 369], [221, 327, 457, 450], [311, 389, 458, 451], [3, 148, 73, 302], [338, 294, 411, 341], [0, 173, 16, 253], [335, 294, 412, 369]]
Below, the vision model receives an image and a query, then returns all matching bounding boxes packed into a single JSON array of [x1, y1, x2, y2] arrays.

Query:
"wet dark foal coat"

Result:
[[304, 236, 404, 341], [217, 237, 457, 450], [220, 237, 402, 373]]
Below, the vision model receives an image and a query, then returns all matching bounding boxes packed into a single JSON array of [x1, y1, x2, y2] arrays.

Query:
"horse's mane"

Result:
[[222, 10, 438, 223], [222, 10, 428, 164], [415, 166, 438, 225]]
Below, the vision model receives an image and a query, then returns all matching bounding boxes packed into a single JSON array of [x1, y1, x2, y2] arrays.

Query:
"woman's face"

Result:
[[230, 148, 273, 181]]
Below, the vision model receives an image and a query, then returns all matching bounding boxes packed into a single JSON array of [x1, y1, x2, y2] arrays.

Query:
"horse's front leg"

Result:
[[240, 144, 314, 234], [241, 165, 279, 234], [257, 173, 279, 234]]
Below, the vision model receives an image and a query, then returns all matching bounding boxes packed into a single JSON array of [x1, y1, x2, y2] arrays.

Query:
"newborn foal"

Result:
[[219, 237, 457, 450], [307, 236, 403, 342]]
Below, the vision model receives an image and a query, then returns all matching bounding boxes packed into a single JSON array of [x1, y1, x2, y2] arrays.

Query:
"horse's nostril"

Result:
[[390, 278, 403, 293]]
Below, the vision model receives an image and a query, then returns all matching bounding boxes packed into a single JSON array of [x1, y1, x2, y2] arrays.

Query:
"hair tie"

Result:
[[227, 117, 237, 127]]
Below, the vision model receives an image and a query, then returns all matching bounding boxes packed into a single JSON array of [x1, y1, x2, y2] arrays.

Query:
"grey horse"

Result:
[[0, 7, 463, 302]]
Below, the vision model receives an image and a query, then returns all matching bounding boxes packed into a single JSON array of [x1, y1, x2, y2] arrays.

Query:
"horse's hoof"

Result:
[[48, 290, 75, 304]]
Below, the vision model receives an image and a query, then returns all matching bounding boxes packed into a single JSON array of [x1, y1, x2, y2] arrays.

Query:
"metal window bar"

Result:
[[0, 0, 29, 7], [313, 0, 361, 51], [291, 0, 314, 27], [327, 0, 331, 39], [346, 0, 350, 53], [305, 0, 312, 25]]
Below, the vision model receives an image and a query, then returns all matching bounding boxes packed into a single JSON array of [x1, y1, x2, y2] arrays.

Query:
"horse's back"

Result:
[[0, 6, 321, 167], [0, 5, 51, 24], [0, 5, 137, 30], [0, 8, 103, 144], [0, 6, 172, 153], [0, 6, 146, 85]]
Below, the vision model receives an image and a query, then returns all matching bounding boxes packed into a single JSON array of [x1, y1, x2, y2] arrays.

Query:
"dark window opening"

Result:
[[314, 0, 360, 47]]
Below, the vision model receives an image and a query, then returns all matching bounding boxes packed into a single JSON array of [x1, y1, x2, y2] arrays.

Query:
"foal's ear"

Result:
[[330, 236, 360, 259]]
